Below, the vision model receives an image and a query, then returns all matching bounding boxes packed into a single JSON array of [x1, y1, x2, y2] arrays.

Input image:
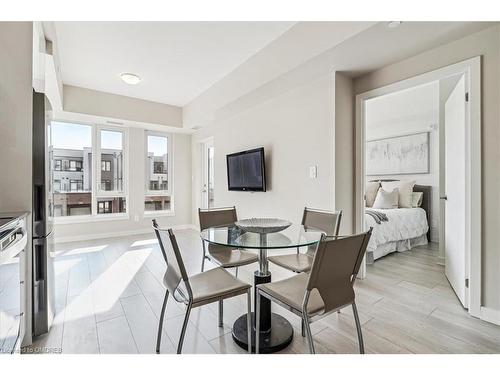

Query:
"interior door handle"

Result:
[[440, 196, 448, 200]]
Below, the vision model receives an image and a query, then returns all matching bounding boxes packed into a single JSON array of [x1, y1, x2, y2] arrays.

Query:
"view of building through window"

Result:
[[52, 122, 126, 217], [145, 133, 171, 211], [52, 121, 93, 217], [52, 122, 171, 217]]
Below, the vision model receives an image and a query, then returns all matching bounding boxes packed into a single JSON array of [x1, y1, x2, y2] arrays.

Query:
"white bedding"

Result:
[[365, 208, 429, 260]]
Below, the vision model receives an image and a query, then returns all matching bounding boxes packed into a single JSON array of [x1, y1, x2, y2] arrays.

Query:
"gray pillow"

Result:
[[372, 188, 399, 209], [365, 181, 380, 207], [381, 180, 415, 208]]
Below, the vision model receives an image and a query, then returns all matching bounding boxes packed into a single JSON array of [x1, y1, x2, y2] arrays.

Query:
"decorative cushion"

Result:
[[411, 192, 423, 207], [381, 180, 416, 208], [365, 181, 380, 207], [372, 188, 399, 209]]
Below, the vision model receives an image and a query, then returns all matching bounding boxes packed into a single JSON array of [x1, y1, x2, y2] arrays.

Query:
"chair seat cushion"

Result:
[[257, 273, 325, 316], [208, 244, 258, 267], [187, 267, 251, 307], [268, 253, 313, 273]]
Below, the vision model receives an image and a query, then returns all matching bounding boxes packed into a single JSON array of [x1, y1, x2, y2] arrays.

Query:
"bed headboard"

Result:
[[370, 179, 431, 241]]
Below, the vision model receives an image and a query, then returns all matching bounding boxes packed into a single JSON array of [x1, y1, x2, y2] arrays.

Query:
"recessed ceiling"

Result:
[[54, 22, 296, 106]]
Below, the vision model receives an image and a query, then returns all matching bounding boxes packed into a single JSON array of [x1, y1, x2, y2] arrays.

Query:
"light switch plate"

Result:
[[309, 166, 317, 179]]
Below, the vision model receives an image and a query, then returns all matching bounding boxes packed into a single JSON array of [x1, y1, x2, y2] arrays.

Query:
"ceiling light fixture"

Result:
[[387, 21, 402, 29], [120, 72, 141, 85]]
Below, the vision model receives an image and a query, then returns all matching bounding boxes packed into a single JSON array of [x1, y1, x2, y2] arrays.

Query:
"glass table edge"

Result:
[[199, 226, 323, 250]]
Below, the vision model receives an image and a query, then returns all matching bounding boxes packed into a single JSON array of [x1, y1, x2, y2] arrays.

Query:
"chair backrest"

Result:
[[198, 206, 238, 231], [152, 219, 192, 298], [306, 229, 372, 314], [302, 207, 342, 236]]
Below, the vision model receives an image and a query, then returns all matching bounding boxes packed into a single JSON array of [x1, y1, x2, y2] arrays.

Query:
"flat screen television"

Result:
[[226, 147, 266, 191]]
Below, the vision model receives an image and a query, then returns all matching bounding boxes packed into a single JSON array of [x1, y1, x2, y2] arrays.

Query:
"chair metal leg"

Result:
[[246, 290, 252, 354], [201, 242, 206, 272], [255, 291, 261, 354], [156, 289, 169, 353], [218, 300, 223, 327], [177, 303, 192, 354], [302, 312, 315, 354], [301, 318, 306, 337], [352, 301, 364, 354]]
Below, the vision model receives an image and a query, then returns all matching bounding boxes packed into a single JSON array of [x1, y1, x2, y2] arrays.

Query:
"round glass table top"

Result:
[[200, 224, 323, 249]]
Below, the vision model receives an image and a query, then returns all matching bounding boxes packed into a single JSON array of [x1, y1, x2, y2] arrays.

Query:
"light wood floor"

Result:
[[28, 230, 500, 354]]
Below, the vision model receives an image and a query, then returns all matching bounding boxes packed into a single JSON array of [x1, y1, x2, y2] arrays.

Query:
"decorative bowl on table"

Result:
[[235, 218, 292, 234]]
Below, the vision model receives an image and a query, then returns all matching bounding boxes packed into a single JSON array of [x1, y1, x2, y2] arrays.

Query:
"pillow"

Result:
[[372, 188, 399, 209], [411, 192, 423, 207], [381, 180, 416, 208], [365, 181, 380, 207]]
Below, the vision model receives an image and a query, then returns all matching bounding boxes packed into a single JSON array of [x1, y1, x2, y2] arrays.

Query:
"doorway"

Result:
[[355, 57, 481, 318], [200, 138, 215, 209]]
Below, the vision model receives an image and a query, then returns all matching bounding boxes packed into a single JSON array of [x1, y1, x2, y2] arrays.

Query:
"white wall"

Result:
[[55, 129, 192, 242], [191, 75, 335, 227], [0, 21, 33, 346], [0, 22, 33, 214], [354, 25, 500, 312], [365, 82, 440, 241], [334, 73, 355, 234], [64, 85, 183, 128]]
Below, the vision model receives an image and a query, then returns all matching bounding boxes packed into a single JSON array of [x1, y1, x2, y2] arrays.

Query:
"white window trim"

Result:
[[53, 121, 130, 224], [95, 124, 128, 198], [144, 130, 174, 214]]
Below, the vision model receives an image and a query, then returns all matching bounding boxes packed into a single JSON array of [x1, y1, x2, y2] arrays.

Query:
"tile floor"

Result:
[[28, 230, 500, 354]]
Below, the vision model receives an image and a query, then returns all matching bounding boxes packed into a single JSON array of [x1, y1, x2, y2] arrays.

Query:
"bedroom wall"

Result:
[[365, 82, 440, 242], [354, 25, 500, 312]]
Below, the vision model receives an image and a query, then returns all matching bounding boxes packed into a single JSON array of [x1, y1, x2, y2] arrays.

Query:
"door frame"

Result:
[[199, 136, 214, 209], [354, 56, 481, 318]]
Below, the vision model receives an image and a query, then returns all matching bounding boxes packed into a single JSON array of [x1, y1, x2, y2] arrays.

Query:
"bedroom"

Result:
[[361, 66, 474, 310]]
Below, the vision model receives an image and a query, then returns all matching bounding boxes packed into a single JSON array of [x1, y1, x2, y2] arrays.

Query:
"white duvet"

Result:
[[365, 208, 429, 259]]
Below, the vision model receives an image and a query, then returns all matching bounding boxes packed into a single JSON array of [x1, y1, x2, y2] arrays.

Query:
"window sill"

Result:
[[55, 213, 129, 225], [143, 210, 175, 217]]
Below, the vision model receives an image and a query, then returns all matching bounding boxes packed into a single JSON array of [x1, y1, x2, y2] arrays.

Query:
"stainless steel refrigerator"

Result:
[[32, 91, 55, 337]]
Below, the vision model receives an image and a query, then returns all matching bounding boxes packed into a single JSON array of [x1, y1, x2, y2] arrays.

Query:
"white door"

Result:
[[443, 75, 467, 307], [200, 139, 214, 209]]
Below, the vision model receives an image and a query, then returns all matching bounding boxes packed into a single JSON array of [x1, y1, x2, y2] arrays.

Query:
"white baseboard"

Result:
[[54, 223, 197, 244], [480, 306, 500, 326]]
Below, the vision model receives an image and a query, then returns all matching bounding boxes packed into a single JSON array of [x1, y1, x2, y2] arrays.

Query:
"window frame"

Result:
[[53, 121, 130, 223], [95, 124, 129, 216], [144, 130, 174, 215]]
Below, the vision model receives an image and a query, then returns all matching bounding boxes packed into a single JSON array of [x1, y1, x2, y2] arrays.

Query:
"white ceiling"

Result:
[[365, 81, 439, 129], [54, 22, 295, 106]]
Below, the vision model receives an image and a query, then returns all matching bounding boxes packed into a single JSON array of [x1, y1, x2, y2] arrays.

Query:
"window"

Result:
[[101, 160, 111, 172], [97, 200, 111, 214], [145, 132, 172, 212], [69, 179, 83, 191], [51, 121, 128, 220], [96, 128, 127, 215], [52, 122, 92, 218], [97, 197, 126, 214]]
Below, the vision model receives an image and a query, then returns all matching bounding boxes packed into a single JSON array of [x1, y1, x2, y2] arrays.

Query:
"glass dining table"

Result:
[[200, 224, 323, 353]]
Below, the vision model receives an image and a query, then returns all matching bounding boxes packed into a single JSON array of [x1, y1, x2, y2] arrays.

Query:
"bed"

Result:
[[365, 182, 431, 263]]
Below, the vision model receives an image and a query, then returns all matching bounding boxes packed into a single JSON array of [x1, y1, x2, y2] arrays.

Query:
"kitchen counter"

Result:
[[0, 211, 29, 354]]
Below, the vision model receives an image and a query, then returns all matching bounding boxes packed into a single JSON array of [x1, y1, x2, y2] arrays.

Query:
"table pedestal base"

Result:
[[232, 312, 294, 353]]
